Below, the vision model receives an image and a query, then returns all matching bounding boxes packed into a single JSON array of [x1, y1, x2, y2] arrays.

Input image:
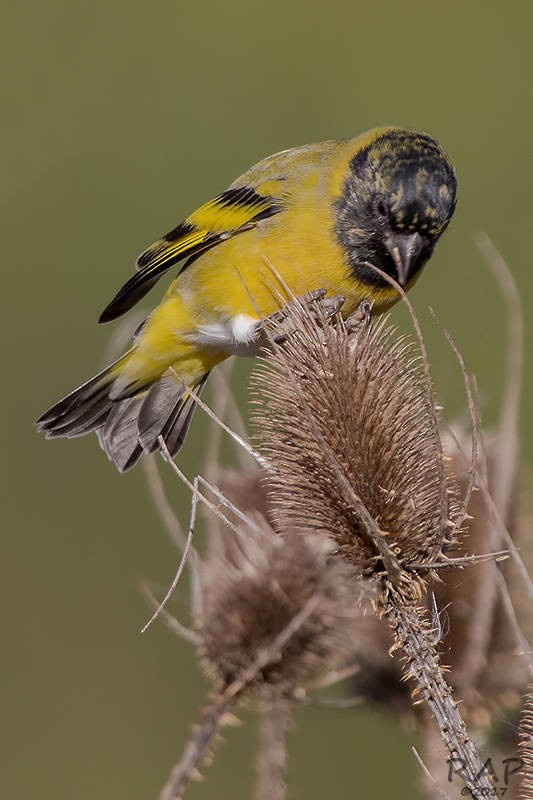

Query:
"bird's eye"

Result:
[[376, 200, 388, 217]]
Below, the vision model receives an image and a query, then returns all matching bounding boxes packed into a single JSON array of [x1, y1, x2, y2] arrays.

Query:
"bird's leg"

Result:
[[312, 292, 347, 322]]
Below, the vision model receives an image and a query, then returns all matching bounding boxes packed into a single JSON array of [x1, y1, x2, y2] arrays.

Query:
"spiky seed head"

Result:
[[252, 302, 451, 578], [196, 518, 360, 696]]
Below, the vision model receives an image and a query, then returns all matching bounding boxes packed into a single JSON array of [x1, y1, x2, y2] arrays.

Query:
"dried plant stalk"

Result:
[[252, 297, 494, 797], [475, 233, 523, 520], [253, 302, 451, 575], [198, 520, 359, 695], [518, 686, 533, 800], [387, 596, 492, 796], [159, 695, 234, 800], [256, 699, 290, 800], [154, 501, 360, 799]]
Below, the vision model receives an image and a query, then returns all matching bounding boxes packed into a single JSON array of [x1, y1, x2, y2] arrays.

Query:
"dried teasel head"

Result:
[[251, 301, 502, 798], [252, 300, 454, 586], [146, 459, 365, 800], [196, 515, 361, 698]]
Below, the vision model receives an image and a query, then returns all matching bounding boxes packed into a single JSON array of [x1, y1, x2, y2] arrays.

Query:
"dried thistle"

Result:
[[148, 453, 361, 800], [146, 256, 529, 800], [338, 241, 533, 800], [253, 301, 452, 583], [252, 296, 495, 798], [197, 518, 360, 696]]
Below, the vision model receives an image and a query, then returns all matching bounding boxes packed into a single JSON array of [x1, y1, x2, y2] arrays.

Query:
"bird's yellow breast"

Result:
[[172, 142, 399, 324], [139, 130, 407, 379]]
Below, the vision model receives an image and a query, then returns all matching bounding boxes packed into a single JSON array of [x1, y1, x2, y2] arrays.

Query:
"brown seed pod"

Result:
[[196, 516, 361, 696], [146, 460, 365, 800], [251, 299, 499, 797], [252, 301, 452, 580]]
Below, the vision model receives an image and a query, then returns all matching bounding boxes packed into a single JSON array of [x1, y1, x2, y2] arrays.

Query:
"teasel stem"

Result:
[[385, 592, 494, 799], [159, 694, 235, 800], [518, 685, 533, 800], [475, 233, 523, 520], [159, 594, 320, 800], [255, 699, 290, 800]]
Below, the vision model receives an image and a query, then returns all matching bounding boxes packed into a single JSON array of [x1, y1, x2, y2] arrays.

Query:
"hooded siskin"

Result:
[[37, 126, 457, 470]]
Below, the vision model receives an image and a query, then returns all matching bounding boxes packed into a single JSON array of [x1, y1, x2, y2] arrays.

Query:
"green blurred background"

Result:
[[3, 1, 532, 798]]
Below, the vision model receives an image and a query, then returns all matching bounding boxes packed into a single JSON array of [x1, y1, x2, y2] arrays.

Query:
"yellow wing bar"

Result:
[[99, 186, 283, 323], [187, 186, 279, 232]]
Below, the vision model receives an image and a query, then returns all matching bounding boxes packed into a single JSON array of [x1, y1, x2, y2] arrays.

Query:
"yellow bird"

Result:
[[37, 126, 457, 471]]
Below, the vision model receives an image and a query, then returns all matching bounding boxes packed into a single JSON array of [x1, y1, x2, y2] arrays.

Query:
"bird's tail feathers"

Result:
[[36, 349, 137, 439], [95, 396, 145, 472], [37, 357, 209, 472], [138, 373, 209, 455], [96, 372, 209, 471]]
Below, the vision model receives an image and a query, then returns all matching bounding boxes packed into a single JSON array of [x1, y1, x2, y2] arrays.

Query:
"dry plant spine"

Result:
[[138, 246, 532, 799], [252, 292, 495, 797]]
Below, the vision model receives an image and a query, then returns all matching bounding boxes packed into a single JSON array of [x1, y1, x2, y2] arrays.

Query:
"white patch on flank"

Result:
[[231, 313, 258, 343], [193, 313, 260, 356]]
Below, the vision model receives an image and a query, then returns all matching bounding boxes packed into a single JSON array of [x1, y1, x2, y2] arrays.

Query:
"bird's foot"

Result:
[[344, 300, 373, 335], [258, 290, 346, 348]]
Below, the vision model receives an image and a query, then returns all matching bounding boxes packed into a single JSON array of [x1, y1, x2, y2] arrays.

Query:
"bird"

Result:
[[37, 126, 457, 471]]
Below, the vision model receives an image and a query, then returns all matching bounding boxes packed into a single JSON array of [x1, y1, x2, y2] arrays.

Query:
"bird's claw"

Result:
[[345, 300, 373, 334]]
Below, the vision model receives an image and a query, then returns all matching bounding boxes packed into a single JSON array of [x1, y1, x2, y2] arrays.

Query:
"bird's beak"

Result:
[[384, 231, 424, 286]]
